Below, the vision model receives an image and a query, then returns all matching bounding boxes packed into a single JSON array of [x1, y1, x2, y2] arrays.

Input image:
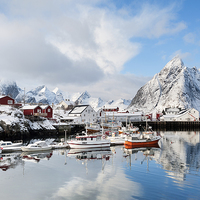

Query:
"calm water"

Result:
[[0, 131, 200, 200]]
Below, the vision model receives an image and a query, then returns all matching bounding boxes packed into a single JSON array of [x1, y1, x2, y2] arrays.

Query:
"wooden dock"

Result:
[[130, 121, 200, 131]]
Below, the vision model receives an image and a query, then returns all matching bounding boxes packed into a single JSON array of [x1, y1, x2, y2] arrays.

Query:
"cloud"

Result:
[[170, 50, 191, 60], [183, 32, 196, 44], [0, 0, 187, 100]]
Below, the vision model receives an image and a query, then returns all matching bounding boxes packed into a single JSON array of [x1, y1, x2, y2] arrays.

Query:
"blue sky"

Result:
[[0, 0, 199, 100]]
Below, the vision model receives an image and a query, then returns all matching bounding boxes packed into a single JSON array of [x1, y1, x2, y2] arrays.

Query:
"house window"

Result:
[[7, 100, 13, 104], [47, 109, 51, 112], [37, 109, 41, 113]]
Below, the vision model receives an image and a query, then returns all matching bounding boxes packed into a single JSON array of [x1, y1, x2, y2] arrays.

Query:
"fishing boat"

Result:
[[0, 140, 23, 152], [124, 132, 161, 149], [86, 123, 101, 134], [50, 141, 69, 149], [21, 141, 52, 152], [107, 132, 130, 145], [0, 147, 2, 154], [67, 132, 111, 149], [118, 126, 139, 134]]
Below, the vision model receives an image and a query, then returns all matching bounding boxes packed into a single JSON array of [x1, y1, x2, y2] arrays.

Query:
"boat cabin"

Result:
[[75, 135, 102, 141]]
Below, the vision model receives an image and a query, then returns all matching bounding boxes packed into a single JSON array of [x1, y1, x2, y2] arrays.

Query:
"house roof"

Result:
[[69, 105, 89, 114], [21, 105, 41, 110], [0, 95, 13, 99], [41, 105, 51, 109]]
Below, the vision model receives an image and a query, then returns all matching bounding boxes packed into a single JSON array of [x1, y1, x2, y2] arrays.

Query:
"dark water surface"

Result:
[[0, 131, 200, 200]]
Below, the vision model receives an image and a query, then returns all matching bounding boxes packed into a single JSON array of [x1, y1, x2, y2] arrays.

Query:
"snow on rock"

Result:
[[0, 105, 55, 133], [128, 56, 200, 114], [0, 79, 21, 99]]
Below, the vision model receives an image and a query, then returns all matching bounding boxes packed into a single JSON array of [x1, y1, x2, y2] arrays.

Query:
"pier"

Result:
[[131, 121, 200, 131]]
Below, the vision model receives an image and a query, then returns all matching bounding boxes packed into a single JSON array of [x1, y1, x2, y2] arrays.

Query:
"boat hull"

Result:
[[68, 141, 110, 149], [124, 139, 160, 149], [21, 146, 52, 152]]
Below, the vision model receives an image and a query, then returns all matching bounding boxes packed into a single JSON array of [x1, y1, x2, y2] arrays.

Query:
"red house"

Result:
[[103, 107, 119, 112], [41, 105, 53, 119], [21, 105, 44, 117], [0, 95, 15, 105]]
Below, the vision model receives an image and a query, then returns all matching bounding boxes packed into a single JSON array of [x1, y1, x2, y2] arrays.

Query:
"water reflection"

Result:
[[0, 152, 22, 171], [21, 151, 53, 163], [158, 131, 200, 182], [0, 131, 200, 199]]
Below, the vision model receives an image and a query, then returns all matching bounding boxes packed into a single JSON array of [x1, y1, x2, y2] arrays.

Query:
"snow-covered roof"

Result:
[[40, 105, 51, 109], [21, 105, 41, 110], [69, 105, 88, 114], [0, 95, 13, 99], [105, 112, 142, 117]]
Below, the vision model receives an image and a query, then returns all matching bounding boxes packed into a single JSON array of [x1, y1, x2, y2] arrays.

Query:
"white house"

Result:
[[56, 99, 74, 110], [100, 112, 143, 123], [68, 105, 97, 123], [165, 107, 181, 115], [160, 108, 199, 121]]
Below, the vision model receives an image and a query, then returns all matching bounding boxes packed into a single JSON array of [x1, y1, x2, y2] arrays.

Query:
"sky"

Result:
[[0, 0, 200, 101]]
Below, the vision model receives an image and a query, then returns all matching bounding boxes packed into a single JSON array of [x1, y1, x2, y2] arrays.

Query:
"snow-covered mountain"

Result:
[[16, 85, 64, 105], [105, 98, 131, 110], [128, 56, 200, 113], [0, 80, 130, 110], [0, 79, 21, 99]]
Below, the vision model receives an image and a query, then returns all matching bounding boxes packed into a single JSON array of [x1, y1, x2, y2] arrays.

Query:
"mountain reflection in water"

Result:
[[0, 131, 200, 200]]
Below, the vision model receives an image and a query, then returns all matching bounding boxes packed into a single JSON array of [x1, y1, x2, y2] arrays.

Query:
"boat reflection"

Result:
[[21, 151, 53, 163], [0, 152, 22, 171], [67, 148, 112, 160], [123, 145, 161, 170]]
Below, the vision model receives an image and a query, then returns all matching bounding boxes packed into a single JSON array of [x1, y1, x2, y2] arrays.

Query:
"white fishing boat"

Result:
[[0, 147, 2, 153], [86, 123, 101, 134], [118, 125, 139, 134], [67, 132, 111, 149], [0, 140, 23, 152], [21, 141, 52, 152], [107, 132, 129, 145], [50, 141, 69, 149]]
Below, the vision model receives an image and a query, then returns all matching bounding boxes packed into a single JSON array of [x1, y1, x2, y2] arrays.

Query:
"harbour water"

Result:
[[0, 131, 200, 200]]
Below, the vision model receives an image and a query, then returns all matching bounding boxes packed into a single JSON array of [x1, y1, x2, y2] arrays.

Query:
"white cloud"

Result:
[[170, 50, 191, 60], [183, 32, 196, 44], [0, 0, 187, 100]]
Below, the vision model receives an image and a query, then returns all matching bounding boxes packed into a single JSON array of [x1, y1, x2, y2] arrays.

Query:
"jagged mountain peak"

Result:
[[129, 57, 200, 114], [0, 79, 21, 99], [158, 56, 184, 78]]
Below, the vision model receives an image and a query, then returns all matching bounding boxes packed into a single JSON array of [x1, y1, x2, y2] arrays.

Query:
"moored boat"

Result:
[[21, 141, 52, 152], [67, 133, 111, 149], [50, 141, 69, 149], [0, 140, 23, 152], [124, 132, 161, 149]]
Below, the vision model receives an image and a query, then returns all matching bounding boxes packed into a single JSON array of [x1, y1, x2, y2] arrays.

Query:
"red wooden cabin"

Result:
[[0, 95, 15, 105], [41, 105, 53, 118], [21, 105, 44, 116]]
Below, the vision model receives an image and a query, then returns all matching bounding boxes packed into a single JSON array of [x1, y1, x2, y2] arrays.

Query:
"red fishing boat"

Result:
[[124, 133, 161, 149]]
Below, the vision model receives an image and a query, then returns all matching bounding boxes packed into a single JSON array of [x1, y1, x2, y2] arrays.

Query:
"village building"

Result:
[[102, 106, 119, 112], [160, 108, 199, 121], [41, 105, 53, 119], [101, 112, 143, 123], [0, 95, 22, 107], [67, 105, 97, 124], [56, 99, 74, 110], [0, 95, 15, 105], [165, 107, 182, 115], [21, 105, 46, 117]]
